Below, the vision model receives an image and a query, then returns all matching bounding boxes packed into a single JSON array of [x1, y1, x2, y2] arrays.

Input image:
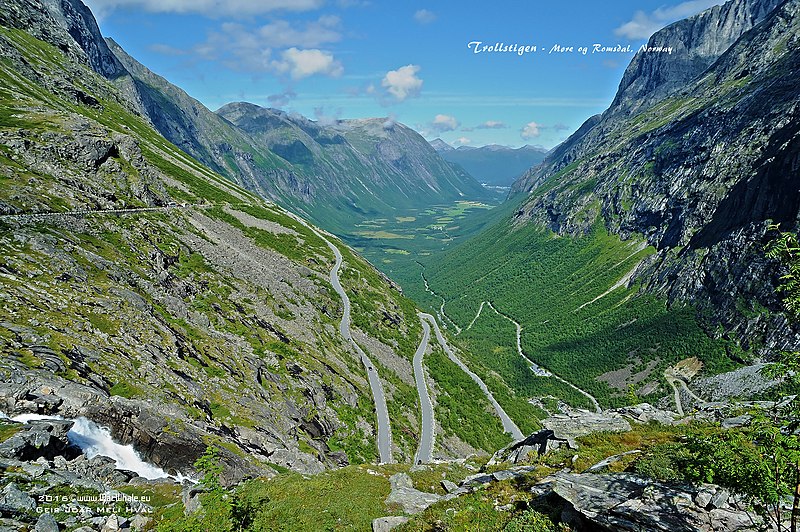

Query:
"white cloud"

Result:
[[314, 106, 341, 126], [614, 0, 721, 39], [83, 0, 323, 18], [521, 122, 541, 139], [267, 88, 297, 107], [430, 114, 459, 132], [272, 48, 344, 79], [552, 123, 570, 132], [193, 24, 344, 79], [381, 65, 423, 102], [453, 137, 471, 146], [414, 9, 436, 24], [254, 16, 341, 48], [476, 120, 506, 129]]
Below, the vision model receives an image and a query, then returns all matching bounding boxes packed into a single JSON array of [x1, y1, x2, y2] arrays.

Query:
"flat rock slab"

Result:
[[547, 472, 773, 531], [385, 473, 441, 515], [372, 516, 410, 532], [542, 411, 631, 448]]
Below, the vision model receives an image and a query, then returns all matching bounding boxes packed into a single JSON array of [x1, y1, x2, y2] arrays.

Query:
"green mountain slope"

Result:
[[0, 18, 431, 479], [100, 39, 492, 235], [424, 0, 800, 413], [216, 103, 493, 231]]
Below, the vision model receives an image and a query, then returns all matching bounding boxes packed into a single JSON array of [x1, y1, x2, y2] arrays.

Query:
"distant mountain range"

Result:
[[430, 139, 548, 188], [105, 40, 491, 233]]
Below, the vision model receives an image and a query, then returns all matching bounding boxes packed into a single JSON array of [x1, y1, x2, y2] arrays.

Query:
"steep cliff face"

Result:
[[513, 0, 785, 196], [0, 0, 125, 79], [511, 0, 800, 352], [609, 0, 784, 118]]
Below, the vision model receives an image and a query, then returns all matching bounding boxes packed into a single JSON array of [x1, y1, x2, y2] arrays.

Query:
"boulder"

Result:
[[441, 480, 459, 493], [488, 429, 561, 465], [490, 411, 633, 467], [491, 470, 519, 482], [33, 513, 59, 532], [538, 471, 774, 531], [460, 472, 494, 487], [182, 483, 207, 516], [710, 488, 730, 509], [616, 403, 682, 425], [372, 516, 410, 532], [101, 514, 129, 531], [72, 455, 138, 486], [0, 420, 81, 461], [694, 485, 715, 508], [0, 483, 36, 512], [385, 473, 440, 515], [585, 449, 641, 472], [129, 513, 150, 531], [542, 411, 631, 449], [721, 415, 752, 429]]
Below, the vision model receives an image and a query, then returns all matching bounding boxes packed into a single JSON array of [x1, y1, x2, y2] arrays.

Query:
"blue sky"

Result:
[[85, 0, 723, 148]]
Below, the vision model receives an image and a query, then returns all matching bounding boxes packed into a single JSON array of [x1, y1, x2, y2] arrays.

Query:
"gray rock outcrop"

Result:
[[0, 419, 81, 461], [384, 473, 441, 515], [540, 472, 777, 531], [372, 516, 410, 532], [490, 410, 633, 465], [33, 513, 59, 532], [0, 483, 36, 513]]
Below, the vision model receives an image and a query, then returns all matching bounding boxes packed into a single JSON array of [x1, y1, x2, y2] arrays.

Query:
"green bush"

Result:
[[632, 442, 691, 482], [504, 509, 568, 531]]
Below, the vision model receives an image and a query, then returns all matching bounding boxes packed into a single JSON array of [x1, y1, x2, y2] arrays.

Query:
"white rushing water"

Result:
[[5, 413, 172, 480]]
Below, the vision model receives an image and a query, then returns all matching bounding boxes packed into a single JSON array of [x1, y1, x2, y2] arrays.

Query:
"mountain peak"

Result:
[[1, 0, 126, 79], [430, 138, 455, 152], [607, 0, 783, 118]]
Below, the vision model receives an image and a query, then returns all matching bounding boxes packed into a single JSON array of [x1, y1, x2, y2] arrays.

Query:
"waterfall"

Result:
[[6, 413, 177, 480]]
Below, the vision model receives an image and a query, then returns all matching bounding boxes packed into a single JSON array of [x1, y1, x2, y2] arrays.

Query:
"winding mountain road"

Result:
[[324, 238, 393, 464], [412, 317, 434, 464], [485, 302, 602, 413], [282, 209, 394, 465], [486, 302, 551, 378], [0, 203, 203, 223], [462, 301, 486, 334], [664, 368, 707, 416], [420, 313, 524, 440], [419, 267, 461, 334]]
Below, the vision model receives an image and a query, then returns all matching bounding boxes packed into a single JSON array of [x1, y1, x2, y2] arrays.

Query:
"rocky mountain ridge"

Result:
[[510, 0, 800, 353], [216, 102, 488, 228], [513, 0, 786, 193], [104, 41, 488, 234], [430, 139, 548, 188]]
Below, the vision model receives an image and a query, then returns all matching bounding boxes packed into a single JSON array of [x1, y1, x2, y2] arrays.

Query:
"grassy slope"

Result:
[[0, 25, 432, 464], [425, 213, 738, 410]]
